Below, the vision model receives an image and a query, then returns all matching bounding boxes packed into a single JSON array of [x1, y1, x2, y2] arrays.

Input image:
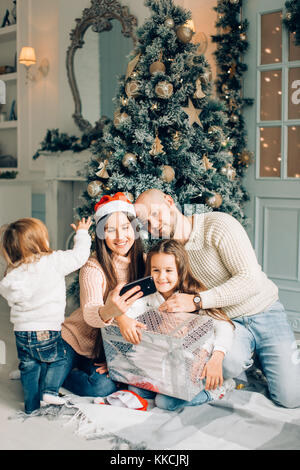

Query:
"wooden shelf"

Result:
[[0, 72, 17, 82], [0, 24, 17, 40], [0, 121, 18, 129]]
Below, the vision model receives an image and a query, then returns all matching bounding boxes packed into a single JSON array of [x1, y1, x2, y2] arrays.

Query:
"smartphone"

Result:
[[119, 275, 157, 298]]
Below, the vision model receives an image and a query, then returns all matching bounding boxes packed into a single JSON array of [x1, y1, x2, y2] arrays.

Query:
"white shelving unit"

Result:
[[0, 18, 18, 172], [0, 23, 16, 39]]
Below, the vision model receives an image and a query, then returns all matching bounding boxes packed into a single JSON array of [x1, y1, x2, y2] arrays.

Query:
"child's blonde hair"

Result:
[[0, 218, 52, 270], [145, 239, 235, 327]]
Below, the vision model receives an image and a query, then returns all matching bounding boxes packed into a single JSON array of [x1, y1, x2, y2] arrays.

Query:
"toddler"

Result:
[[115, 239, 236, 410], [0, 216, 91, 414]]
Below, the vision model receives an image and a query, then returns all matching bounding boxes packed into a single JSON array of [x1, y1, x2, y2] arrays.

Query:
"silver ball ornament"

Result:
[[164, 18, 175, 28]]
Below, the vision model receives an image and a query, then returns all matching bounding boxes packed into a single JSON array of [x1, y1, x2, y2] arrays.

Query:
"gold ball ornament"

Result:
[[114, 110, 129, 128], [155, 81, 173, 99], [87, 180, 102, 198], [149, 61, 166, 75], [206, 193, 223, 209], [160, 165, 175, 183], [176, 25, 193, 44], [122, 153, 137, 168], [164, 18, 175, 28], [125, 80, 141, 99]]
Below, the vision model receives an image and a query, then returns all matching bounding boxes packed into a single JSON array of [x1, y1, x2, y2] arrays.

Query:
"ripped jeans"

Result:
[[222, 301, 300, 408]]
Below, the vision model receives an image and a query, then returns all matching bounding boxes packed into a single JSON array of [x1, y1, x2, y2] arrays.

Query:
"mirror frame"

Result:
[[66, 0, 138, 132]]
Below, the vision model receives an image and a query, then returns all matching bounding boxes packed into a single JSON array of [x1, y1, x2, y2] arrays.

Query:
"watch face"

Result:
[[194, 296, 201, 304]]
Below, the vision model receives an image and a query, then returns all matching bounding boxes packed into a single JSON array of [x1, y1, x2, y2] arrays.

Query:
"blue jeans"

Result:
[[60, 340, 120, 397], [128, 385, 212, 411], [15, 331, 67, 414], [222, 301, 300, 408]]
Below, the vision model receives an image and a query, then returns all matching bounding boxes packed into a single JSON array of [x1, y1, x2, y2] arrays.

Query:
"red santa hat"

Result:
[[94, 192, 136, 224]]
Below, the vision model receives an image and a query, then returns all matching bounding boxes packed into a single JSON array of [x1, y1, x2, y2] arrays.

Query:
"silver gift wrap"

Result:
[[102, 309, 214, 401]]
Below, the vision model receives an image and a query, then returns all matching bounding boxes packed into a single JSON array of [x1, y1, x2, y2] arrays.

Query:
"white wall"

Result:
[[21, 0, 218, 180]]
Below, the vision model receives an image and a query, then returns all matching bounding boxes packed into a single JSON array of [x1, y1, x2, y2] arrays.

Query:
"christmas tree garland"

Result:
[[0, 170, 18, 179], [211, 0, 254, 177], [32, 121, 110, 160], [283, 0, 300, 46]]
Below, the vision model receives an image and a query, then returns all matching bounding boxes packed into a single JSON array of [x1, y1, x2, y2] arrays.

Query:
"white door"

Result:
[[243, 0, 300, 331]]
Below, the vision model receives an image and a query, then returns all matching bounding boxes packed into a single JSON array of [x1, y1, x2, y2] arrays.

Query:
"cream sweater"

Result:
[[184, 212, 278, 319]]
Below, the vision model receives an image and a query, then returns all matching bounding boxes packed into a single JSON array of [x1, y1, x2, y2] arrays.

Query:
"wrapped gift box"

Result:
[[102, 309, 214, 401]]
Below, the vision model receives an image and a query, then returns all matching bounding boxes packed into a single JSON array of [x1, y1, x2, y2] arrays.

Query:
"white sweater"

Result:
[[185, 212, 279, 318], [126, 291, 234, 355], [0, 229, 91, 332]]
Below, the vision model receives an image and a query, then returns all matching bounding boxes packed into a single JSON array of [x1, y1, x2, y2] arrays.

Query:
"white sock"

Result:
[[9, 369, 21, 380], [93, 397, 106, 404], [42, 393, 65, 405]]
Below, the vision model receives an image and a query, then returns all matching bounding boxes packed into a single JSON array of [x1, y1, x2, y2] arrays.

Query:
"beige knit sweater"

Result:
[[62, 254, 130, 358], [185, 212, 278, 319]]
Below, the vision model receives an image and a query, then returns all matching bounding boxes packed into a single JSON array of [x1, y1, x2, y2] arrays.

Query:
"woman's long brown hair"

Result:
[[92, 213, 145, 360], [145, 239, 234, 327]]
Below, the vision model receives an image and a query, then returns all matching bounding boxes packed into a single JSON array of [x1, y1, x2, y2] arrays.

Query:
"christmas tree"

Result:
[[212, 0, 254, 178], [77, 0, 249, 234]]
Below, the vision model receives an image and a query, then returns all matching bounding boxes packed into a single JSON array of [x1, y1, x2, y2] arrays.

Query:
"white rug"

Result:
[[10, 385, 300, 450]]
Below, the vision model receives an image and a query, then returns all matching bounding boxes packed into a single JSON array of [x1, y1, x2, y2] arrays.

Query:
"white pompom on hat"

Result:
[[94, 192, 136, 224]]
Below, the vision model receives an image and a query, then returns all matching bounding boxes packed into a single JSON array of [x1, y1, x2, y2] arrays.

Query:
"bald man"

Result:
[[135, 189, 300, 408]]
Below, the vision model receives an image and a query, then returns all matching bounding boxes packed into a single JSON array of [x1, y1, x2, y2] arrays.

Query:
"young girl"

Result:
[[115, 239, 236, 410], [0, 217, 91, 414]]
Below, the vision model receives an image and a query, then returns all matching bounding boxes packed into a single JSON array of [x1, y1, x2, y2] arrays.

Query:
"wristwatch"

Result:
[[193, 295, 202, 311]]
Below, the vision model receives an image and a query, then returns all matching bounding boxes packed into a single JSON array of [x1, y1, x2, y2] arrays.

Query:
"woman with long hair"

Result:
[[60, 193, 146, 397]]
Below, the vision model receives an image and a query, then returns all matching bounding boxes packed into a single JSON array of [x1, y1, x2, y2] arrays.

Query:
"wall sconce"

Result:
[[185, 20, 208, 55], [19, 47, 49, 83]]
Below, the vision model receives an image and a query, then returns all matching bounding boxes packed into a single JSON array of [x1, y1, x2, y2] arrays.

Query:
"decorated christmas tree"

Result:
[[211, 0, 254, 178], [67, 0, 252, 300], [75, 0, 249, 229]]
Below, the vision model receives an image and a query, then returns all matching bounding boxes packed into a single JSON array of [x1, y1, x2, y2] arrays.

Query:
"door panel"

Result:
[[243, 0, 300, 331]]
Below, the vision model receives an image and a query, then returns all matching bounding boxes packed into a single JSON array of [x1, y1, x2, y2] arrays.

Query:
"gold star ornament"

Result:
[[182, 98, 203, 127]]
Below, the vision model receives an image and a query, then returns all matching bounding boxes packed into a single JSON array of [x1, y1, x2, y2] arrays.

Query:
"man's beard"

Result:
[[153, 212, 177, 240]]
